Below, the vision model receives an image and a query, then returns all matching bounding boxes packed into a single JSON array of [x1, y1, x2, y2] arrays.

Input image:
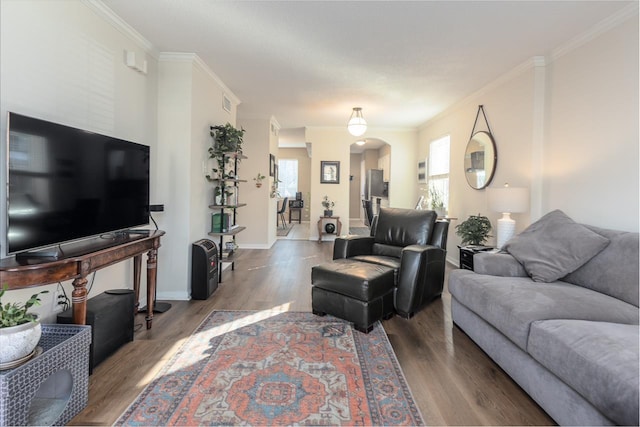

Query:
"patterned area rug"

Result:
[[115, 311, 424, 426]]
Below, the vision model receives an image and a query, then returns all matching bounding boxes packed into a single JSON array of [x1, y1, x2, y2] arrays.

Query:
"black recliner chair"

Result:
[[311, 207, 449, 332]]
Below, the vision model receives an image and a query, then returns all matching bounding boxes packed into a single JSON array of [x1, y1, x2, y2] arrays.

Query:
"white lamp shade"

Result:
[[488, 186, 529, 213]]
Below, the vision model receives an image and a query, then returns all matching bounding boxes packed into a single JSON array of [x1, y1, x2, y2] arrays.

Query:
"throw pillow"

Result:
[[503, 209, 610, 283]]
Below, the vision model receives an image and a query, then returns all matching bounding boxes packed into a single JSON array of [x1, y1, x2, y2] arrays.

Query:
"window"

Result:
[[277, 159, 298, 198], [427, 135, 450, 211]]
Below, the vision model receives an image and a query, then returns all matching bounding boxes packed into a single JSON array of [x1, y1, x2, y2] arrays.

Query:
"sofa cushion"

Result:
[[562, 226, 639, 307], [448, 269, 639, 351], [528, 320, 639, 426], [503, 210, 610, 283]]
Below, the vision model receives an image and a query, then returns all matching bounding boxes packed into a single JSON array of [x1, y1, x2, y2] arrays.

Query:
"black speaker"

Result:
[[57, 289, 135, 374], [191, 239, 219, 300]]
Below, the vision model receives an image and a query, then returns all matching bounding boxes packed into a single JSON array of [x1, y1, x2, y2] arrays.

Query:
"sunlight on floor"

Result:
[[137, 303, 293, 385]]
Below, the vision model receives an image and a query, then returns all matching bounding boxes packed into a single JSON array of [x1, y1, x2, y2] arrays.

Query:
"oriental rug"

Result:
[[115, 310, 424, 426]]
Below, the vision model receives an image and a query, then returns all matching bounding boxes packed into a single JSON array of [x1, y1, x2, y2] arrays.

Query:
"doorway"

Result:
[[349, 139, 391, 221]]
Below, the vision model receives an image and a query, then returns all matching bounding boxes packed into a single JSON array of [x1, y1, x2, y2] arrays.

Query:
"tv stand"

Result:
[[0, 230, 165, 329]]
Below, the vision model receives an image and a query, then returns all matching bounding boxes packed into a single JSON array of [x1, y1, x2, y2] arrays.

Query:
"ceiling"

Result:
[[103, 0, 632, 142]]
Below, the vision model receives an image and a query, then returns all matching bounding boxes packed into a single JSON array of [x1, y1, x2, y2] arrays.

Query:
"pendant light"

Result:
[[347, 107, 367, 136]]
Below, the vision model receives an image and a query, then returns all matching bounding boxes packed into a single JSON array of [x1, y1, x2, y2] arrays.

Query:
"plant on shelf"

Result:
[[253, 173, 266, 188], [213, 185, 235, 206], [210, 122, 245, 154], [322, 195, 335, 217], [207, 123, 245, 181], [455, 214, 492, 246], [0, 285, 49, 364]]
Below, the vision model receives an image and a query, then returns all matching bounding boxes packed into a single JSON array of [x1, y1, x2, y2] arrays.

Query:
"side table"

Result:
[[458, 245, 494, 271], [289, 207, 302, 224], [317, 216, 342, 242]]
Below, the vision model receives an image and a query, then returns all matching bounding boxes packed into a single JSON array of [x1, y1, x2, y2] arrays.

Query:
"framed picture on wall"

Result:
[[320, 161, 340, 184], [269, 154, 276, 177], [418, 160, 426, 182]]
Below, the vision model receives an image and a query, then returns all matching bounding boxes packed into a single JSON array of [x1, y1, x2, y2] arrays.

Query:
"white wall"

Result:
[[155, 54, 240, 300], [419, 10, 638, 264], [0, 0, 158, 319], [0, 2, 241, 316], [236, 117, 277, 249], [544, 17, 638, 230]]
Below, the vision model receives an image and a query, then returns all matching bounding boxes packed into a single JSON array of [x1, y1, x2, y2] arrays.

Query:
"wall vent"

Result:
[[222, 94, 232, 113]]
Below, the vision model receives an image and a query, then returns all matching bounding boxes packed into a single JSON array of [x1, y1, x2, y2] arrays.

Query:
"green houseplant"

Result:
[[253, 173, 266, 188], [210, 122, 245, 154], [429, 187, 446, 216], [0, 286, 48, 364], [456, 214, 492, 246], [207, 123, 245, 181]]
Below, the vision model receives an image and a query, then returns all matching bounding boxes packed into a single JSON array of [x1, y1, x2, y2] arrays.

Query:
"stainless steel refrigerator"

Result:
[[364, 169, 384, 200]]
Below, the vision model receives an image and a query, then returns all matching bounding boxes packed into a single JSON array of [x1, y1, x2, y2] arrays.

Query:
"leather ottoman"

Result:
[[311, 258, 396, 333]]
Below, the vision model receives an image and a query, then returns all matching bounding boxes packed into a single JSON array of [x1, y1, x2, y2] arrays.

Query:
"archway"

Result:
[[349, 138, 391, 223]]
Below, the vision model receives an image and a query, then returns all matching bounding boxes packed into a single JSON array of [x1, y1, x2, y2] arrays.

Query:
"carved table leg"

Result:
[[72, 276, 88, 325], [146, 248, 158, 329], [133, 254, 142, 313]]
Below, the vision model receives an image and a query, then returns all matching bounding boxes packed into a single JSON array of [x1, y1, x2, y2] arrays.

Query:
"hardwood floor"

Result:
[[69, 240, 554, 426]]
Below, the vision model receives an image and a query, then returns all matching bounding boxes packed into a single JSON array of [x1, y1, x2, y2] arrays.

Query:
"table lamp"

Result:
[[488, 183, 529, 248]]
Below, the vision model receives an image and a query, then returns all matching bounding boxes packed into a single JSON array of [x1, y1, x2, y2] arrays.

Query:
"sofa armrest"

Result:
[[395, 244, 446, 316], [474, 252, 528, 277], [333, 236, 375, 260]]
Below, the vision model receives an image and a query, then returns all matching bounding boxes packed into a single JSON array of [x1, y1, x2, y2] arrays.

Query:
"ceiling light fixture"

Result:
[[356, 139, 366, 146], [347, 107, 367, 136]]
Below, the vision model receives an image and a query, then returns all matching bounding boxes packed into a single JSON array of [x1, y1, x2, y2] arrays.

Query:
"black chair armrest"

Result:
[[395, 244, 446, 316], [333, 236, 375, 260]]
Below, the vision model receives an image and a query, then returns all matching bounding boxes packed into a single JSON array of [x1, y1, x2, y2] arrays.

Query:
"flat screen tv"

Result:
[[6, 112, 150, 255]]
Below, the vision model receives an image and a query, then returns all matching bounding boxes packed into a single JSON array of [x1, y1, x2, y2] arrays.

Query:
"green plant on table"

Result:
[[0, 285, 48, 328], [455, 214, 492, 246]]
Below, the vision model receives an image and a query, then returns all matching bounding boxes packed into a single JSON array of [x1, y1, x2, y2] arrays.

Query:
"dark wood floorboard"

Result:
[[69, 240, 554, 426]]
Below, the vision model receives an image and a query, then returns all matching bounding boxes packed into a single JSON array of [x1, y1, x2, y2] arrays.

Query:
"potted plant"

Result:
[[253, 173, 266, 188], [455, 214, 492, 246], [0, 286, 48, 364], [207, 123, 245, 181], [322, 196, 335, 217], [429, 187, 447, 217], [210, 123, 245, 154]]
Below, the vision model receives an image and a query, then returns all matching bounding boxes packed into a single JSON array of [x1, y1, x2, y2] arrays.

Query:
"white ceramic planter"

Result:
[[0, 321, 42, 364]]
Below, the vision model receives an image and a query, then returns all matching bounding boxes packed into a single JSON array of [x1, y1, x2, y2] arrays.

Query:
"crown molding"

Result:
[[550, 2, 639, 61], [158, 53, 241, 106], [419, 3, 638, 131], [82, 0, 159, 58]]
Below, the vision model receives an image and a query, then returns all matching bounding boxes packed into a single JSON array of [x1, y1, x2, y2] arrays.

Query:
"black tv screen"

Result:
[[6, 112, 150, 254]]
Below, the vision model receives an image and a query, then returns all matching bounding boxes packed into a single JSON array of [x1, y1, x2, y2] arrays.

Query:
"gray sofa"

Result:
[[449, 211, 639, 426]]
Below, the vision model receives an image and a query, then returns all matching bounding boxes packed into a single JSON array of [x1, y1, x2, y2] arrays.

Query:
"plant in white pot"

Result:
[[0, 286, 48, 364]]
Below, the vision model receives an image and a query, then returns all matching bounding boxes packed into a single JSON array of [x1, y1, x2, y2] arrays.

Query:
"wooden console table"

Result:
[[317, 216, 342, 242], [0, 230, 165, 329]]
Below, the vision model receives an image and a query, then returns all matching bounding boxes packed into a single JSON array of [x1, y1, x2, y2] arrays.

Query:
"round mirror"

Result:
[[464, 131, 497, 190]]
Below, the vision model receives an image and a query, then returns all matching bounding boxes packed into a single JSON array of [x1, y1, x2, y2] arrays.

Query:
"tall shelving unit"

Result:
[[208, 151, 247, 282]]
